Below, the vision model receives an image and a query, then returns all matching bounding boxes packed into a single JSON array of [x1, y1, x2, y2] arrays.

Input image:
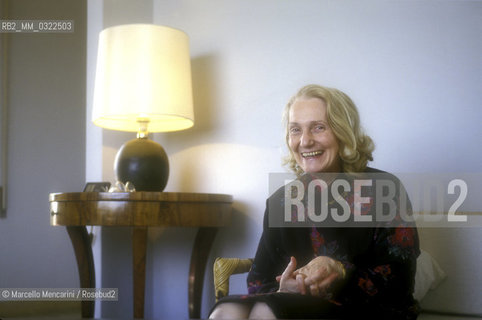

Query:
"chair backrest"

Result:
[[213, 257, 253, 301]]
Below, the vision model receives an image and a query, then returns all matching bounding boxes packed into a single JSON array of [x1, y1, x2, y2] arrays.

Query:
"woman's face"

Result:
[[288, 97, 341, 173]]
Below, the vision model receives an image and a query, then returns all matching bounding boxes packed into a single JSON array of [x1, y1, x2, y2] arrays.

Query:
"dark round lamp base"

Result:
[[114, 138, 169, 191]]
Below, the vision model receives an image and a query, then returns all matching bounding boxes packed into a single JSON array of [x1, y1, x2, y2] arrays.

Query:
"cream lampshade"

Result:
[[92, 24, 194, 191]]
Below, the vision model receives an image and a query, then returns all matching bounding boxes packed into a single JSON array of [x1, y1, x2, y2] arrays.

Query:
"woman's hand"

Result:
[[294, 256, 345, 297], [277, 257, 307, 294]]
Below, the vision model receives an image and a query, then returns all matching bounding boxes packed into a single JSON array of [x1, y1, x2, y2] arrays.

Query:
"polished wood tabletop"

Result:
[[50, 191, 233, 319], [50, 191, 232, 227]]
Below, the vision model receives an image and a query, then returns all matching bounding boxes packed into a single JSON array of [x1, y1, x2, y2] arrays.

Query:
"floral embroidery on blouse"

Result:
[[374, 264, 392, 281], [372, 264, 393, 290], [310, 226, 341, 258], [358, 274, 378, 296], [390, 227, 415, 247], [247, 279, 263, 294], [387, 226, 417, 259], [310, 226, 325, 255], [345, 193, 374, 216]]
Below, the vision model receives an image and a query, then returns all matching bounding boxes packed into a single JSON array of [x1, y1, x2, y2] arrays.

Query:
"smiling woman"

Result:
[[209, 84, 420, 320]]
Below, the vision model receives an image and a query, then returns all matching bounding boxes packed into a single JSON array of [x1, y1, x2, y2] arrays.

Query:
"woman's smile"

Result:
[[301, 150, 324, 157]]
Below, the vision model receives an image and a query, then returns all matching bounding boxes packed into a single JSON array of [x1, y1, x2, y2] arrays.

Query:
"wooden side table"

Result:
[[49, 192, 232, 319]]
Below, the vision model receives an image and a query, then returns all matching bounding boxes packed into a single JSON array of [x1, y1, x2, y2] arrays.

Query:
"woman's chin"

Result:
[[301, 162, 340, 174], [302, 165, 324, 173]]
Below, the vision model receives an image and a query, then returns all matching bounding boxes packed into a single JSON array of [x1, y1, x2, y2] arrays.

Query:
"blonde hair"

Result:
[[282, 84, 374, 175]]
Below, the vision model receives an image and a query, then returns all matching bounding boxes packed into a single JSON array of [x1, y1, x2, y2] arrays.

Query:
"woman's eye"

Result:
[[314, 125, 325, 131], [289, 127, 301, 134]]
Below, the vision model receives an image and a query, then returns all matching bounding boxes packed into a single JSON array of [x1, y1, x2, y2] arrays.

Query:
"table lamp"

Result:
[[92, 24, 194, 191]]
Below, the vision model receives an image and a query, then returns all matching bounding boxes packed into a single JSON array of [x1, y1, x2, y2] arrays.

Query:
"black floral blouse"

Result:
[[214, 168, 420, 319]]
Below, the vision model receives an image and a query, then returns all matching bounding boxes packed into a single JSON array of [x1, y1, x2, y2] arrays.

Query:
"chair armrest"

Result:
[[214, 258, 253, 301]]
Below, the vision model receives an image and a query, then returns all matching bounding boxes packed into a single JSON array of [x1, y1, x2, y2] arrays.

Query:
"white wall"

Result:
[[89, 1, 481, 318], [0, 0, 86, 309]]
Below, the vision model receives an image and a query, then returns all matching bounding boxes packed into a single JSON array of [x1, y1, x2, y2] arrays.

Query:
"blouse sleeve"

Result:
[[337, 180, 420, 318], [246, 201, 288, 294]]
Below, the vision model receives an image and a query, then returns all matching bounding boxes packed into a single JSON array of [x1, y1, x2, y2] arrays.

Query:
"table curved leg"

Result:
[[133, 227, 148, 319], [66, 226, 95, 318], [188, 227, 218, 319]]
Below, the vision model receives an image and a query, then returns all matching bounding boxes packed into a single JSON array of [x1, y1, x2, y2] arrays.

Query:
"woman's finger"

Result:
[[281, 256, 297, 278], [296, 273, 306, 295], [310, 283, 320, 296], [293, 265, 306, 277], [303, 266, 328, 286], [317, 271, 339, 291]]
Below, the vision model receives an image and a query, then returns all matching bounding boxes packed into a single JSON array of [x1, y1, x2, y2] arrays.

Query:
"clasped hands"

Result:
[[276, 256, 345, 297]]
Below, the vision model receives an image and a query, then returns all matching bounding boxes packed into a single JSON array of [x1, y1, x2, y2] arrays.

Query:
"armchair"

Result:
[[213, 257, 253, 301]]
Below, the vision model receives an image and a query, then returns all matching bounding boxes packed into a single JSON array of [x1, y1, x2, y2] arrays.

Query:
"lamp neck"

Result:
[[137, 120, 149, 139]]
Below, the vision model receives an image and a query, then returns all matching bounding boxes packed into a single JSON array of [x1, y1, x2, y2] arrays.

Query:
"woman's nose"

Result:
[[300, 130, 314, 147]]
